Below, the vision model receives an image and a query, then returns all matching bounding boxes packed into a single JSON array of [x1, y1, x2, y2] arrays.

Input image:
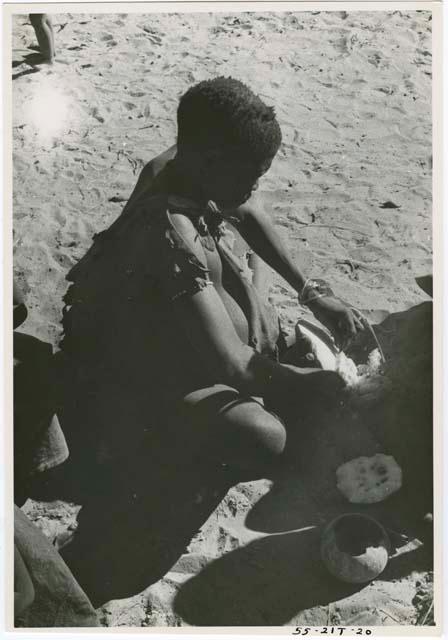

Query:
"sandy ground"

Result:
[[11, 9, 433, 628]]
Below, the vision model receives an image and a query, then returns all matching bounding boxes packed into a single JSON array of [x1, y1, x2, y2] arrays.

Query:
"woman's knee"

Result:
[[222, 403, 287, 464], [252, 411, 287, 459], [179, 387, 287, 469]]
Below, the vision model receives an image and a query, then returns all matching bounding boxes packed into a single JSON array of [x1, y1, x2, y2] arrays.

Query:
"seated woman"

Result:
[[58, 77, 363, 603], [61, 77, 363, 469]]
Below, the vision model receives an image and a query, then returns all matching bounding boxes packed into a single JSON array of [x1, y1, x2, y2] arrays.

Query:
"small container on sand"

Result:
[[321, 513, 391, 584]]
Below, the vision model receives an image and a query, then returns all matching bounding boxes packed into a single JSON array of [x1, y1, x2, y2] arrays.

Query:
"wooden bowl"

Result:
[[321, 513, 391, 584]]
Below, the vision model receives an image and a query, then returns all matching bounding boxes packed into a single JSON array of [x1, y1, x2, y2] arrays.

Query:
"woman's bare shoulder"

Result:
[[144, 145, 177, 179]]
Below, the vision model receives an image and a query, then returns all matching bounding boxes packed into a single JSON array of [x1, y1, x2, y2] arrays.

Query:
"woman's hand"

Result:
[[307, 296, 365, 349]]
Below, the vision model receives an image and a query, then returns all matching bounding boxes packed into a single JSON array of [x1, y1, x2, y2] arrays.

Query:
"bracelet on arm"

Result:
[[298, 278, 334, 306]]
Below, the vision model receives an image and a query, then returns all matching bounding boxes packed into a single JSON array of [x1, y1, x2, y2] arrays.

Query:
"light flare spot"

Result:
[[23, 77, 72, 142]]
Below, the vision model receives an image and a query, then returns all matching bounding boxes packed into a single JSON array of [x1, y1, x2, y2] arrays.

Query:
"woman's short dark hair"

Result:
[[177, 77, 282, 163]]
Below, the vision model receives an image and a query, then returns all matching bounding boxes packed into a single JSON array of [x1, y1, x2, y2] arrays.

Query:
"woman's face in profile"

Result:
[[205, 151, 274, 210]]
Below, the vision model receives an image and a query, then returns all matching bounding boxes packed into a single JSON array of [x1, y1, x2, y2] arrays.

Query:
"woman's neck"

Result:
[[165, 158, 205, 205]]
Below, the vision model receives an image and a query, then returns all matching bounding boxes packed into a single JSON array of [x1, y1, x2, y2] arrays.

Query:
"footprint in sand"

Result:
[[367, 52, 382, 67], [404, 77, 416, 93], [363, 271, 395, 289], [51, 206, 67, 228], [350, 243, 389, 264], [88, 187, 103, 203], [375, 86, 395, 96], [90, 107, 105, 124], [142, 27, 163, 45], [33, 161, 48, 176], [146, 35, 162, 46], [333, 35, 351, 55], [94, 61, 113, 73], [67, 44, 87, 51], [55, 249, 76, 270], [74, 216, 96, 242]]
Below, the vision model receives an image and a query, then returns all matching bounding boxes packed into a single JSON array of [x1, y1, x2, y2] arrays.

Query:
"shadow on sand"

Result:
[[175, 527, 360, 626], [29, 298, 433, 618], [173, 299, 433, 625], [30, 444, 242, 607], [12, 50, 47, 80], [246, 300, 433, 534], [173, 525, 432, 626]]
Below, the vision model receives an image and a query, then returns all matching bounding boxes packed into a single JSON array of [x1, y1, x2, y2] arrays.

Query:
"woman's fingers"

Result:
[[351, 307, 368, 330], [310, 299, 367, 350], [336, 311, 355, 349], [338, 308, 367, 348]]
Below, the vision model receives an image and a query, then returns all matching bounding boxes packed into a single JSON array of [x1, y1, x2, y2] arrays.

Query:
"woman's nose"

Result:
[[252, 179, 260, 192]]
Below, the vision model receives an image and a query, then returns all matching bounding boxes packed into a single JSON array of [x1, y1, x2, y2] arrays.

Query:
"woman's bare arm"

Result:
[[231, 195, 364, 346], [232, 194, 307, 292], [170, 214, 344, 401]]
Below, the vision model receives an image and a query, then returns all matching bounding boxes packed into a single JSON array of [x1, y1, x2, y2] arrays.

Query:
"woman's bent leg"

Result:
[[177, 384, 287, 477]]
